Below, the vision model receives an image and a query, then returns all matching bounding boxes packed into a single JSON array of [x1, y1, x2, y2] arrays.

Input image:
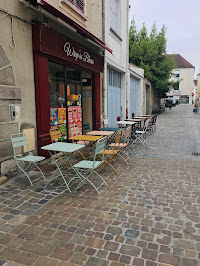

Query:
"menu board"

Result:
[[58, 108, 66, 124], [50, 107, 67, 140], [68, 106, 82, 138]]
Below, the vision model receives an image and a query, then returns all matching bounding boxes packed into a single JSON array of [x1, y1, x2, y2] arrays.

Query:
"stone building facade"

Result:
[[0, 0, 108, 175]]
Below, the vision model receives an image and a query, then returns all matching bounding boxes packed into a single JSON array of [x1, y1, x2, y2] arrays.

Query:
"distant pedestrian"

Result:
[[193, 104, 197, 113], [193, 100, 199, 113]]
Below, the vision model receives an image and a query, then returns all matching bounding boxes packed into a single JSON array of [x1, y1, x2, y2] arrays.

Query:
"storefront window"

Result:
[[66, 67, 81, 107], [49, 62, 66, 141], [49, 62, 65, 108], [48, 62, 85, 140], [66, 67, 82, 138]]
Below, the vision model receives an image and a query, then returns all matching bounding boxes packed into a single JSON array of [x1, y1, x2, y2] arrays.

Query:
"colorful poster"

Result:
[[77, 106, 82, 122], [68, 107, 73, 123], [50, 126, 60, 143], [58, 108, 66, 125], [73, 107, 78, 122], [58, 124, 67, 140], [68, 107, 82, 138], [77, 121, 82, 135], [50, 108, 58, 126]]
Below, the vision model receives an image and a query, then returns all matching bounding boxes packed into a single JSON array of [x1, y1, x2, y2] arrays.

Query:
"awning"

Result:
[[25, 0, 112, 54]]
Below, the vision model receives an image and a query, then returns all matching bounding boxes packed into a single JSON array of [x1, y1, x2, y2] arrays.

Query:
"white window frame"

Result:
[[110, 0, 121, 36]]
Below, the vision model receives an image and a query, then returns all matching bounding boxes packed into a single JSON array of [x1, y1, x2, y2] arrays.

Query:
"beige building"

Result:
[[197, 74, 200, 99], [193, 79, 198, 101], [0, 0, 108, 175], [167, 54, 195, 104]]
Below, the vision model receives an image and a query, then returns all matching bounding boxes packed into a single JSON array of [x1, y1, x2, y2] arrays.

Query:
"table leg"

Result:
[[43, 151, 71, 193]]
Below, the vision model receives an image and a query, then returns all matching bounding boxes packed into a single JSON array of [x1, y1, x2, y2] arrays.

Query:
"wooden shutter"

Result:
[[76, 0, 84, 13]]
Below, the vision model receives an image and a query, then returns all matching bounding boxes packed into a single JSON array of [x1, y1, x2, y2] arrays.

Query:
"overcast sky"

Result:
[[129, 0, 200, 78]]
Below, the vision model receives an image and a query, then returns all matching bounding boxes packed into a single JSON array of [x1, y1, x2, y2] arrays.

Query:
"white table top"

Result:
[[86, 130, 114, 136], [116, 121, 136, 125], [41, 142, 85, 153]]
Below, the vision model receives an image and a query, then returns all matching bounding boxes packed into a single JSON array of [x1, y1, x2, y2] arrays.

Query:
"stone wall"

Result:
[[0, 45, 21, 163]]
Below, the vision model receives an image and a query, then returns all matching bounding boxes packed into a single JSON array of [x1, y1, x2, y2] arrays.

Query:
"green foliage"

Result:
[[129, 18, 176, 97], [169, 79, 183, 90]]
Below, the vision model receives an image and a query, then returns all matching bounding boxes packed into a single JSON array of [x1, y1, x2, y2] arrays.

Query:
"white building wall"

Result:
[[169, 67, 194, 104], [103, 0, 129, 124], [179, 68, 194, 95]]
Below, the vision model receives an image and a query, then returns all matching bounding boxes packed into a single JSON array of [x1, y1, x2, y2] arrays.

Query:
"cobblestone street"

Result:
[[1, 105, 200, 266]]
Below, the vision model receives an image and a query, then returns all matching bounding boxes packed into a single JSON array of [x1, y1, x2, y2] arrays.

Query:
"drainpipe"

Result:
[[102, 0, 106, 125], [126, 1, 130, 118]]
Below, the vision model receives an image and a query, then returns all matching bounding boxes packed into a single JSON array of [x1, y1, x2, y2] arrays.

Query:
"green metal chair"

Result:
[[11, 133, 45, 186], [73, 137, 108, 194], [76, 122, 91, 146], [83, 122, 90, 134]]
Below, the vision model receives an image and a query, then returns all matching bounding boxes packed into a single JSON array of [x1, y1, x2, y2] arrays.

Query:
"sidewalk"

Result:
[[0, 105, 200, 266]]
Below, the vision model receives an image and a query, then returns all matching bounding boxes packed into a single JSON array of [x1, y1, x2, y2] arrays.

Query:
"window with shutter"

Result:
[[64, 0, 84, 13], [110, 0, 118, 33], [76, 0, 84, 13]]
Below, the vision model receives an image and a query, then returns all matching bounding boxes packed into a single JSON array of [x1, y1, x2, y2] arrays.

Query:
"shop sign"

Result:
[[64, 42, 94, 65], [33, 25, 103, 73]]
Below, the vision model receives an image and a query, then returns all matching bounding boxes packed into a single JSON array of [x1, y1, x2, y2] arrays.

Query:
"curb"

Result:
[[0, 176, 8, 185]]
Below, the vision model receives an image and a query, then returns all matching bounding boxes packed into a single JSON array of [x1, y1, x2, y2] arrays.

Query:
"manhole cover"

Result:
[[192, 152, 200, 156]]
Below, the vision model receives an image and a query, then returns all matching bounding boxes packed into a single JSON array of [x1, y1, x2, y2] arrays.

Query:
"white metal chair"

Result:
[[11, 133, 45, 186], [73, 137, 108, 194], [134, 119, 150, 146]]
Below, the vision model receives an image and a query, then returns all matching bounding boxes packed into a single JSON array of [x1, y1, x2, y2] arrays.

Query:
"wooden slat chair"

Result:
[[108, 126, 132, 164], [98, 130, 123, 175], [11, 133, 45, 186], [73, 137, 108, 194]]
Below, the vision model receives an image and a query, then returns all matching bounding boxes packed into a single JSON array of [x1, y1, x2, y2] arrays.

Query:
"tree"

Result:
[[129, 18, 176, 97]]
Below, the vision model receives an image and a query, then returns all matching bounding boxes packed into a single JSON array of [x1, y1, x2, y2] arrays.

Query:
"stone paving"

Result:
[[0, 105, 200, 266]]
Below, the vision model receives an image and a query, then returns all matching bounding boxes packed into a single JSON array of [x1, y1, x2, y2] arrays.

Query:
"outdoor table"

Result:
[[99, 127, 122, 131], [125, 118, 143, 127], [116, 121, 137, 143], [69, 135, 102, 159], [86, 130, 114, 136], [116, 121, 136, 126], [69, 135, 102, 142], [41, 142, 85, 194], [134, 116, 147, 119], [98, 128, 123, 144], [87, 130, 115, 145]]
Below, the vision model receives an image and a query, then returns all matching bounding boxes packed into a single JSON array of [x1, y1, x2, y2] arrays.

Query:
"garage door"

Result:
[[130, 76, 139, 117], [107, 67, 121, 127]]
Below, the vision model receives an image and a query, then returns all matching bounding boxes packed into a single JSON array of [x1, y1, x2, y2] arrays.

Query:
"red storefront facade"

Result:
[[32, 24, 103, 156]]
